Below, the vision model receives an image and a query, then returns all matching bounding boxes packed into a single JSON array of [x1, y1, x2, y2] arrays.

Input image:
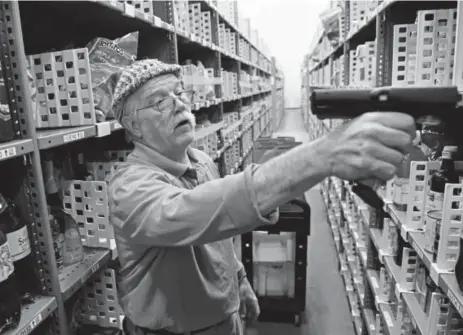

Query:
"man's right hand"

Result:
[[322, 112, 416, 183]]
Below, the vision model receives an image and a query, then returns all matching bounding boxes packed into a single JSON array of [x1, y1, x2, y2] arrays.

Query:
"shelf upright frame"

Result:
[[0, 1, 67, 334], [375, 7, 393, 87], [167, 0, 180, 64], [343, 40, 350, 87], [452, 1, 463, 92], [271, 56, 278, 131]]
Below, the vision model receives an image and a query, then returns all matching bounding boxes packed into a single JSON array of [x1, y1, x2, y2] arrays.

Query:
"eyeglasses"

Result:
[[137, 90, 195, 114]]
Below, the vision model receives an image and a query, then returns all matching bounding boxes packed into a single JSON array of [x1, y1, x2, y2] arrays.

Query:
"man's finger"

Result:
[[367, 124, 414, 155], [246, 299, 260, 322], [239, 302, 247, 319], [364, 112, 416, 134]]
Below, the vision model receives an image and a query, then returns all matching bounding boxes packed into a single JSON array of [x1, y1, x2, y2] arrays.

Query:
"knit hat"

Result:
[[111, 59, 182, 123]]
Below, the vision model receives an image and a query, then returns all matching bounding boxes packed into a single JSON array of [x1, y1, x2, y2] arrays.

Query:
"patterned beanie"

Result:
[[111, 59, 182, 123]]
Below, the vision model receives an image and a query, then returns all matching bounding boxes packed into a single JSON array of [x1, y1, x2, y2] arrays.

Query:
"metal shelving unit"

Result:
[[0, 1, 284, 334], [303, 1, 463, 334]]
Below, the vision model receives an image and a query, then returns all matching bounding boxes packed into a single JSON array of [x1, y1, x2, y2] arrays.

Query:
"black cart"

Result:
[[240, 137, 311, 326]]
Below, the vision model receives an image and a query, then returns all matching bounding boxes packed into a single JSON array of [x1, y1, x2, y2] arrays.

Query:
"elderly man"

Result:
[[108, 59, 415, 335]]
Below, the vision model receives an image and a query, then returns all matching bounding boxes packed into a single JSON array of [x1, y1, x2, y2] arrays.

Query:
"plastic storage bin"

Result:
[[252, 231, 295, 263], [253, 262, 295, 298]]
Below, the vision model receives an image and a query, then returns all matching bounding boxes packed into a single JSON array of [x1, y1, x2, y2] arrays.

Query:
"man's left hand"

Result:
[[239, 277, 260, 322]]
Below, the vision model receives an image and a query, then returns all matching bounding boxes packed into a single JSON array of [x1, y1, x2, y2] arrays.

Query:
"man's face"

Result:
[[131, 74, 196, 154]]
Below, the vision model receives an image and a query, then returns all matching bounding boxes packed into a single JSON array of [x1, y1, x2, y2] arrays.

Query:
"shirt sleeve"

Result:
[[108, 163, 279, 247]]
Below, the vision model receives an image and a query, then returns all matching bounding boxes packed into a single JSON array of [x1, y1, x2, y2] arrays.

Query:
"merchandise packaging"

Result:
[[86, 31, 139, 121]]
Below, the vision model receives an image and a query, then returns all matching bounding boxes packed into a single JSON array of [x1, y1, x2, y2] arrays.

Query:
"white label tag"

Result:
[[448, 289, 463, 315], [63, 131, 84, 143], [7, 226, 31, 262], [0, 146, 17, 160], [153, 16, 162, 27], [124, 4, 136, 17], [20, 312, 43, 335]]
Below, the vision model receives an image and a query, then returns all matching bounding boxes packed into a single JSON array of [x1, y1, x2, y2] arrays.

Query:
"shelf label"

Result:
[[448, 289, 463, 316], [124, 4, 136, 17], [91, 263, 99, 274], [63, 131, 85, 143], [153, 16, 162, 27], [0, 146, 16, 160], [19, 312, 43, 335]]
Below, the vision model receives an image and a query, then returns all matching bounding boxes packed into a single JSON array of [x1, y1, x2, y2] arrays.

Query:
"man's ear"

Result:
[[121, 116, 143, 138]]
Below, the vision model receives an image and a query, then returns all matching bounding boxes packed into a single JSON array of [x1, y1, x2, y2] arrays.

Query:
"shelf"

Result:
[[362, 308, 376, 335], [37, 125, 97, 150], [383, 255, 401, 284], [94, 0, 175, 32], [366, 269, 382, 303], [195, 121, 224, 141], [59, 248, 111, 301], [408, 231, 433, 273], [4, 296, 57, 335], [0, 139, 34, 162], [222, 119, 243, 137], [439, 273, 463, 317], [402, 292, 426, 335], [378, 303, 395, 335]]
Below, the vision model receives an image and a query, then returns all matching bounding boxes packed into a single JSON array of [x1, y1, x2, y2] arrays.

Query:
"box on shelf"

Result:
[[392, 24, 418, 86], [120, 0, 154, 15], [62, 180, 114, 249], [79, 268, 125, 329], [188, 3, 202, 38], [174, 0, 190, 35], [201, 11, 212, 43], [28, 48, 96, 129], [415, 8, 456, 86]]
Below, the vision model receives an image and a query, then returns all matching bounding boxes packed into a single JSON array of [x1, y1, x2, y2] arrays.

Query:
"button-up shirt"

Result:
[[108, 143, 279, 333]]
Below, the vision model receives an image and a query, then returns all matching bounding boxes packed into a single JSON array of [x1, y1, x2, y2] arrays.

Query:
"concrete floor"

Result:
[[246, 109, 355, 335]]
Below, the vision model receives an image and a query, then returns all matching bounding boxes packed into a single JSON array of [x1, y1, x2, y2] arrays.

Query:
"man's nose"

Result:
[[174, 96, 188, 114]]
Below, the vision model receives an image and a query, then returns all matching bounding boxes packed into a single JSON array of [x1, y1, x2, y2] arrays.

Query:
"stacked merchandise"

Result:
[[174, 0, 190, 35], [118, 0, 153, 15], [190, 131, 219, 158], [181, 61, 218, 104], [392, 9, 457, 87], [188, 3, 213, 44], [239, 71, 253, 95], [304, 1, 463, 335], [349, 41, 376, 87], [239, 38, 251, 62], [216, 0, 237, 26], [348, 0, 379, 36], [218, 24, 238, 55], [221, 70, 239, 100], [250, 48, 259, 66]]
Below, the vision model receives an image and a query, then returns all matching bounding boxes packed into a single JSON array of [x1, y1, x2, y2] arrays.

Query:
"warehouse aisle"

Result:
[[247, 108, 355, 335]]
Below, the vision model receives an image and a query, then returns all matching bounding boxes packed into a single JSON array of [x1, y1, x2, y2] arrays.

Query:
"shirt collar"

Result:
[[131, 142, 199, 178]]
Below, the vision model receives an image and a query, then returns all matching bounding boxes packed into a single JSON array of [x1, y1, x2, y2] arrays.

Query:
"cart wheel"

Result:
[[294, 313, 301, 326]]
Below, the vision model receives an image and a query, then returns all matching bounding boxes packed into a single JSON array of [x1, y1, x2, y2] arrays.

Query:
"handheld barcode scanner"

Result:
[[309, 85, 463, 210]]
